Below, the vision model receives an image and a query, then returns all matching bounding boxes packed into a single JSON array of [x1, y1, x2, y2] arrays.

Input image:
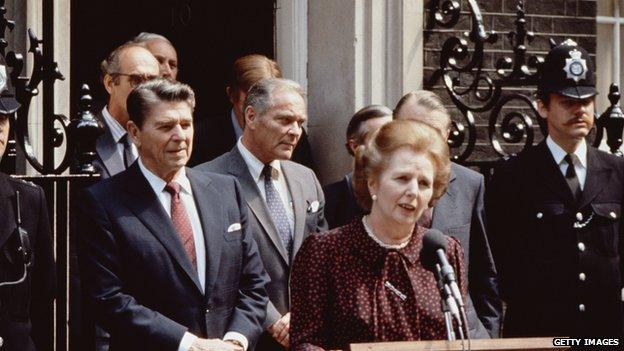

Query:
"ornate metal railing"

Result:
[[0, 0, 101, 175], [0, 1, 102, 351], [427, 0, 624, 173]]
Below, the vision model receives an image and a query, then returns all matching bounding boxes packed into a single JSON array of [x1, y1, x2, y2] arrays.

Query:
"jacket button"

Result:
[[205, 309, 210, 314], [0, 336, 3, 347], [578, 304, 585, 312], [536, 212, 543, 219], [576, 212, 583, 221], [579, 272, 586, 281], [610, 211, 617, 219], [578, 242, 586, 252]]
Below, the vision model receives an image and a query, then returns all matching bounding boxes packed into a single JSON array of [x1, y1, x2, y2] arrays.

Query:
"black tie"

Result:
[[564, 154, 581, 201]]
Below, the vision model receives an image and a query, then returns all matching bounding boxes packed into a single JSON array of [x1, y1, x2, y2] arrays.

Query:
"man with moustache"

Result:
[[79, 79, 269, 351], [94, 43, 160, 178], [487, 40, 624, 338], [196, 78, 327, 350]]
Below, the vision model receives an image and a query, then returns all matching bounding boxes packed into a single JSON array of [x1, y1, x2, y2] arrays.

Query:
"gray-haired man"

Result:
[[195, 78, 327, 350]]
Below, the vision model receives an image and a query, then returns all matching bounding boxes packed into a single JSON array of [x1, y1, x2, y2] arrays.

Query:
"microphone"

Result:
[[422, 229, 464, 308]]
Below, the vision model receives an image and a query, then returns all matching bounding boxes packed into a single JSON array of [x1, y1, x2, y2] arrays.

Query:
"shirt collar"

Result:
[[236, 138, 282, 182], [138, 158, 191, 195], [101, 106, 127, 143], [230, 108, 244, 139], [546, 136, 587, 168]]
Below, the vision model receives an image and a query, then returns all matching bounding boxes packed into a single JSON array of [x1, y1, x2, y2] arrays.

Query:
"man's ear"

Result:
[[244, 106, 257, 130], [127, 120, 141, 148], [537, 99, 548, 120], [103, 74, 116, 95]]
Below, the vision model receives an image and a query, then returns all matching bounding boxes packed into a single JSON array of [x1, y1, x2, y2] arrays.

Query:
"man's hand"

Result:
[[267, 312, 290, 348], [189, 338, 243, 351]]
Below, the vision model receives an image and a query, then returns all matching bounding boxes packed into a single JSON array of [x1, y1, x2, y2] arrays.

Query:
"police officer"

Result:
[[486, 39, 624, 338], [0, 55, 55, 350]]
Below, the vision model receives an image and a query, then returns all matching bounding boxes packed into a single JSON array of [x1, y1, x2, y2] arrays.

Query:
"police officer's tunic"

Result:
[[0, 172, 55, 351], [487, 141, 624, 337]]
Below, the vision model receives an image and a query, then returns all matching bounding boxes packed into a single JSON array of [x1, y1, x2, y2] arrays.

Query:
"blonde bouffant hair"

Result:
[[353, 119, 451, 211]]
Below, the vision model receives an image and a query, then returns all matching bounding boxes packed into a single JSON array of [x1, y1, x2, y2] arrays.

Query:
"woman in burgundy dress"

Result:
[[290, 120, 466, 350]]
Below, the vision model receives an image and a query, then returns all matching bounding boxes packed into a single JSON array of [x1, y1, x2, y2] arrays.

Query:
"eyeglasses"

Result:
[[111, 72, 158, 87]]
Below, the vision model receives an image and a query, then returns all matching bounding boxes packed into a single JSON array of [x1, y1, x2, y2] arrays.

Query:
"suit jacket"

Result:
[[323, 173, 365, 230], [486, 141, 624, 337], [93, 110, 125, 179], [189, 109, 315, 169], [432, 163, 501, 339], [195, 147, 327, 349], [78, 163, 269, 351], [0, 173, 55, 351]]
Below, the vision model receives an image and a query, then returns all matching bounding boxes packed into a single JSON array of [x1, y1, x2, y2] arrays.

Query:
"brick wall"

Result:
[[423, 0, 597, 161]]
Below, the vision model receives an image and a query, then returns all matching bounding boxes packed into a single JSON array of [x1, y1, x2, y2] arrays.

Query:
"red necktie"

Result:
[[164, 181, 197, 269]]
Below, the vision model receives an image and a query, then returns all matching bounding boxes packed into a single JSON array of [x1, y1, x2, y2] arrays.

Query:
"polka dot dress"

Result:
[[290, 218, 467, 351]]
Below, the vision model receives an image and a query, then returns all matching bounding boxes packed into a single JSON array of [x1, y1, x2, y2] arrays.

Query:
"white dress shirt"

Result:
[[546, 136, 587, 190], [237, 138, 295, 233], [137, 160, 247, 351], [101, 106, 138, 162]]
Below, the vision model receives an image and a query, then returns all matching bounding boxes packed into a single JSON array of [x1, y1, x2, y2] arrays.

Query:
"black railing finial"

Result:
[[70, 84, 103, 174], [595, 84, 624, 156]]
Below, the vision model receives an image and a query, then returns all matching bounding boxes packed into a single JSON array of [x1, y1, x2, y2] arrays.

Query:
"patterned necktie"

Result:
[[262, 164, 293, 256], [564, 154, 581, 201], [164, 181, 197, 269], [120, 133, 137, 168]]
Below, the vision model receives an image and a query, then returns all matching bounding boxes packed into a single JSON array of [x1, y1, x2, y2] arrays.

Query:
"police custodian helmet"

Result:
[[537, 39, 598, 100], [0, 53, 20, 115]]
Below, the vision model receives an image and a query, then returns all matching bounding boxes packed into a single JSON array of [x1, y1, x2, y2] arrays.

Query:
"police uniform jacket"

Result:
[[0, 172, 55, 351], [486, 141, 624, 338]]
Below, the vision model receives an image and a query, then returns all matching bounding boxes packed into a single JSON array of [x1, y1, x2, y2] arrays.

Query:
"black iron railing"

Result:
[[427, 0, 623, 177]]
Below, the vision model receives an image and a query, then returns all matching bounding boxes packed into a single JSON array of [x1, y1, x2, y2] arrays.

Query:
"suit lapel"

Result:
[[187, 168, 222, 298], [533, 141, 576, 206], [578, 147, 608, 209], [282, 163, 306, 259], [431, 165, 457, 228], [0, 173, 16, 248], [122, 164, 203, 294], [226, 149, 289, 265], [96, 112, 125, 177]]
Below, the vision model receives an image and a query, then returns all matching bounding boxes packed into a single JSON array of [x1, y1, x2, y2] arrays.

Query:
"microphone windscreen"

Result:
[[420, 228, 448, 271], [422, 228, 448, 252]]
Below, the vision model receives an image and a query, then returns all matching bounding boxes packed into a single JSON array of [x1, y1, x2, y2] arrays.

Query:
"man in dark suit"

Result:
[[323, 105, 392, 229], [129, 32, 179, 81], [487, 40, 624, 338], [0, 67, 55, 351], [93, 43, 160, 178], [79, 79, 269, 351], [189, 54, 314, 169], [196, 78, 327, 350], [394, 90, 502, 339]]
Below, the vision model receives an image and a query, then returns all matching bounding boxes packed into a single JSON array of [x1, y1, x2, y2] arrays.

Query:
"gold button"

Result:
[[576, 212, 583, 221], [536, 212, 543, 219], [578, 242, 586, 252]]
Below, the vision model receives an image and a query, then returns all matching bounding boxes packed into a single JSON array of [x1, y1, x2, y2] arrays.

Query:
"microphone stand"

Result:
[[435, 264, 456, 341]]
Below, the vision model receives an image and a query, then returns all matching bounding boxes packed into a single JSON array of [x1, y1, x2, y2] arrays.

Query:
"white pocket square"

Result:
[[307, 200, 320, 213], [227, 223, 242, 232]]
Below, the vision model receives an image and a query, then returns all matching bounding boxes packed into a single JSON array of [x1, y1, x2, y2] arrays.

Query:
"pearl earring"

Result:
[[371, 194, 378, 201]]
